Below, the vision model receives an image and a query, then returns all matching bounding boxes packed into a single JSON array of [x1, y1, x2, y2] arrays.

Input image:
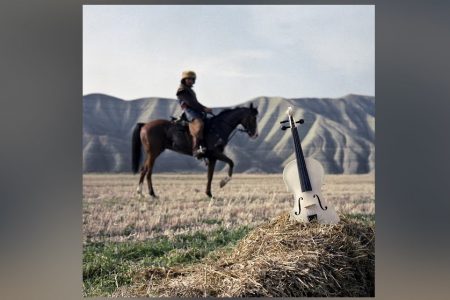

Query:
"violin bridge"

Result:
[[304, 203, 316, 209]]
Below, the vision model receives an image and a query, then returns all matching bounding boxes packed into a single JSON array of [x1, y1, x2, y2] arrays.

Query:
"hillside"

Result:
[[83, 94, 375, 173]]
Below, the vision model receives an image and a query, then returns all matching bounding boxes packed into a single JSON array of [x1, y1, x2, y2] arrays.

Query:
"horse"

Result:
[[131, 103, 259, 198]]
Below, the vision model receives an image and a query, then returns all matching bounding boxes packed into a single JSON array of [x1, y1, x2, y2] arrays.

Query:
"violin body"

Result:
[[280, 106, 339, 224], [283, 157, 339, 224]]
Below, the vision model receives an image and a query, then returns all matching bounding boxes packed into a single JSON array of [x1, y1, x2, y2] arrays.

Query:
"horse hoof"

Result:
[[219, 176, 231, 188], [136, 185, 144, 197], [208, 196, 215, 208]]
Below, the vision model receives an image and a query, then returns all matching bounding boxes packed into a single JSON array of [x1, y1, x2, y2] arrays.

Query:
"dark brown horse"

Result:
[[132, 103, 259, 198]]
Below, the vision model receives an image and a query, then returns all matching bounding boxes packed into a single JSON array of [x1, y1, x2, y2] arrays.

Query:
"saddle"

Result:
[[170, 112, 190, 127], [170, 113, 223, 149], [170, 112, 211, 128]]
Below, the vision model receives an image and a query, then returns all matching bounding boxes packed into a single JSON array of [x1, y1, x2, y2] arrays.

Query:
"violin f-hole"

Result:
[[314, 194, 328, 210], [295, 197, 303, 215]]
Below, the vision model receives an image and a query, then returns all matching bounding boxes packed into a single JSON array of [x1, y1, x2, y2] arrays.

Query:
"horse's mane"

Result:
[[212, 105, 257, 121], [214, 107, 243, 118]]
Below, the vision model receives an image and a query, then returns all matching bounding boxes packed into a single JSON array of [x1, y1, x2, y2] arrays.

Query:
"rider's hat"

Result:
[[181, 70, 197, 80]]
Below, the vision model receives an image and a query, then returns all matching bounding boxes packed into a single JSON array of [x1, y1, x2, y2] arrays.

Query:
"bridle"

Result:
[[207, 111, 252, 143], [227, 127, 248, 143]]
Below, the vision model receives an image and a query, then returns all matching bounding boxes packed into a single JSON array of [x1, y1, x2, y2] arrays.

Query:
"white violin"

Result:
[[281, 107, 339, 224]]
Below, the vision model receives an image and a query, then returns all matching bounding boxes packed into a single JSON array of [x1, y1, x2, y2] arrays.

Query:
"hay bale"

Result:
[[145, 214, 374, 297]]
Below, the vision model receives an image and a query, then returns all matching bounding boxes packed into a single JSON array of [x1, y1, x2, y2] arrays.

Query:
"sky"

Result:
[[83, 5, 374, 107]]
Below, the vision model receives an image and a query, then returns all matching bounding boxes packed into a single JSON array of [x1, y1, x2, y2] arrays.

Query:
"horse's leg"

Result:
[[136, 157, 149, 197], [146, 152, 161, 198], [216, 153, 234, 188], [140, 124, 166, 198], [205, 158, 217, 198]]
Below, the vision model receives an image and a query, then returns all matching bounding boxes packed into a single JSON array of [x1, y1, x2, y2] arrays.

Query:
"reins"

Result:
[[207, 111, 248, 143], [227, 127, 247, 142]]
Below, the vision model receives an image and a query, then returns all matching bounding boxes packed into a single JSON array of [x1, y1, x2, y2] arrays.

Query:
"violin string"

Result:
[[292, 127, 304, 190], [291, 119, 305, 191], [291, 119, 311, 191]]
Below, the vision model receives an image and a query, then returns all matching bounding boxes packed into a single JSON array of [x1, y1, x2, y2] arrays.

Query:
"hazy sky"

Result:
[[83, 5, 374, 106]]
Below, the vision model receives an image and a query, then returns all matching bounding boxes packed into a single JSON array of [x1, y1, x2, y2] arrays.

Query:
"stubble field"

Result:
[[83, 172, 374, 296], [83, 173, 374, 242]]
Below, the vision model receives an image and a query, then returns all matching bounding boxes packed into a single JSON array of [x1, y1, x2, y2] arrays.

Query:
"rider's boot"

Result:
[[193, 145, 206, 159], [193, 137, 207, 159]]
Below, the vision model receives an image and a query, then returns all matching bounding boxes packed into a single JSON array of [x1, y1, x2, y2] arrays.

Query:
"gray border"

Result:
[[2, 0, 450, 299]]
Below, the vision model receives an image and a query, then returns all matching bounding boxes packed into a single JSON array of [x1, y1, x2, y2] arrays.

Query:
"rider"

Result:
[[176, 70, 213, 159]]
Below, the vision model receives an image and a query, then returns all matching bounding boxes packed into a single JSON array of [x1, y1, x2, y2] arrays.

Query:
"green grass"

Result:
[[83, 214, 375, 297], [345, 213, 375, 225], [83, 225, 252, 297]]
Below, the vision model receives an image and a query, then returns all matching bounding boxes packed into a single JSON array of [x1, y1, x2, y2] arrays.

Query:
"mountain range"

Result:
[[83, 93, 374, 174]]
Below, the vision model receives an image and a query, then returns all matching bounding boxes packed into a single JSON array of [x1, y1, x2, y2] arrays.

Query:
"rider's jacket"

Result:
[[176, 83, 206, 113]]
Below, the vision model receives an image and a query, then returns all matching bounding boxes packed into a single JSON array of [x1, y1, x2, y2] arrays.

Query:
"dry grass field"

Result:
[[83, 172, 374, 297], [83, 173, 374, 243]]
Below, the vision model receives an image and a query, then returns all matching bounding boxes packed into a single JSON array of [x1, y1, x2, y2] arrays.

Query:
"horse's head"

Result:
[[240, 103, 259, 139]]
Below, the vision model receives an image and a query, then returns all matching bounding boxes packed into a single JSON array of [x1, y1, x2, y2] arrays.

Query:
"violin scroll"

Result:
[[286, 106, 304, 123]]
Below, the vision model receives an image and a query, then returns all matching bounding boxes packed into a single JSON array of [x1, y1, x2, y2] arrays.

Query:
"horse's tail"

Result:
[[131, 123, 145, 174]]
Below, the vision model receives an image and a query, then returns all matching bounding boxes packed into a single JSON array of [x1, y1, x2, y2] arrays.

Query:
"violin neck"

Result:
[[290, 117, 312, 192]]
